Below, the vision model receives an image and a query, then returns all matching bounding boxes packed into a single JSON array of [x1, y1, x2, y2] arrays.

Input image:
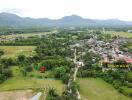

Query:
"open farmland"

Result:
[[105, 31, 132, 38], [0, 32, 51, 39], [0, 77, 64, 94], [0, 66, 64, 94], [78, 78, 131, 100], [0, 46, 36, 58]]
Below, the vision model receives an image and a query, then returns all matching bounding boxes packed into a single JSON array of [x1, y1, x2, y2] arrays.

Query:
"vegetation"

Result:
[[105, 31, 132, 38], [78, 78, 131, 100], [0, 46, 36, 58], [120, 42, 132, 54], [0, 28, 132, 99], [0, 77, 64, 93], [0, 66, 64, 95]]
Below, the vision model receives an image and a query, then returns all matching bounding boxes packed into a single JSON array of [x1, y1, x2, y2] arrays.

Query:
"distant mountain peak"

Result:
[[61, 15, 83, 20], [0, 12, 19, 17]]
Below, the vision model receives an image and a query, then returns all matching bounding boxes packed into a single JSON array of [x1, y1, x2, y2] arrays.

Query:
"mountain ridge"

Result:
[[0, 12, 132, 27]]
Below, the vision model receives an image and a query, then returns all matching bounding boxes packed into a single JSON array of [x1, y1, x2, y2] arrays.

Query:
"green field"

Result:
[[0, 32, 51, 39], [105, 31, 132, 38], [0, 66, 65, 94], [78, 78, 131, 100], [0, 77, 64, 94], [0, 46, 36, 58]]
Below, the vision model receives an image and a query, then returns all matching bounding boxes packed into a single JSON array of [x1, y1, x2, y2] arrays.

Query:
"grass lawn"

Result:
[[78, 78, 131, 100], [0, 46, 36, 58], [105, 31, 132, 38]]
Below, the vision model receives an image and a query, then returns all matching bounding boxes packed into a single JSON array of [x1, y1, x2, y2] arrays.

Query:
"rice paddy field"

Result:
[[78, 78, 131, 100], [0, 46, 36, 58]]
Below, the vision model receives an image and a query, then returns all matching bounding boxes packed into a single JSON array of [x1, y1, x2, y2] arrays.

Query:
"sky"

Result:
[[0, 0, 132, 21]]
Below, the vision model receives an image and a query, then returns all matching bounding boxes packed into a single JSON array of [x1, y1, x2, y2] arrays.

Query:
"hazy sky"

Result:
[[0, 0, 132, 21]]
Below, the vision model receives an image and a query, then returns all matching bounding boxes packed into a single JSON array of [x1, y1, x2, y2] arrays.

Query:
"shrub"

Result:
[[37, 75, 42, 79], [25, 66, 33, 72], [29, 74, 35, 77], [62, 74, 70, 84]]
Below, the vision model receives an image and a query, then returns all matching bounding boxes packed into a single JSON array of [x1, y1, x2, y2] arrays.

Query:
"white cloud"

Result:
[[0, 0, 132, 21]]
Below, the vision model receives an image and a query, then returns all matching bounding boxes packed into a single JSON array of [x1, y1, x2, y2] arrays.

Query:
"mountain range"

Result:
[[0, 12, 132, 27]]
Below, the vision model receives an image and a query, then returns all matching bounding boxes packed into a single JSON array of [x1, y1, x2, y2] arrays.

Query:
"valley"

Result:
[[0, 28, 132, 100]]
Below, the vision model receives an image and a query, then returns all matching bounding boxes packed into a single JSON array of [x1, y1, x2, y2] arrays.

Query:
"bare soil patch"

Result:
[[0, 90, 34, 100]]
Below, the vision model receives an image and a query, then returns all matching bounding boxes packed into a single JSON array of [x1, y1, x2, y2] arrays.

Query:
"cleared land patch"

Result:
[[0, 90, 34, 100]]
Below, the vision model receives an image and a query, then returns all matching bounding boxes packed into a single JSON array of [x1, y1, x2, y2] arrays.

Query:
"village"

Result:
[[70, 32, 132, 71]]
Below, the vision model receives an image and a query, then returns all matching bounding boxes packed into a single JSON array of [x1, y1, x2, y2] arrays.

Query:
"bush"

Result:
[[46, 88, 59, 100], [70, 81, 80, 93], [29, 74, 35, 77], [40, 59, 71, 70], [3, 69, 12, 78], [54, 67, 66, 79], [25, 66, 33, 72], [62, 74, 69, 84], [21, 69, 27, 76], [37, 75, 42, 79]]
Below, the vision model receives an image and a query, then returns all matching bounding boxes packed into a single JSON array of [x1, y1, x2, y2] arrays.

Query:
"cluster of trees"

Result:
[[0, 36, 40, 46], [46, 88, 77, 100], [39, 57, 72, 84], [102, 70, 132, 97], [97, 33, 112, 41], [36, 35, 73, 58], [120, 42, 132, 54], [0, 64, 12, 83], [16, 54, 41, 76], [0, 27, 52, 35], [0, 50, 12, 83], [82, 52, 100, 69], [46, 83, 80, 100]]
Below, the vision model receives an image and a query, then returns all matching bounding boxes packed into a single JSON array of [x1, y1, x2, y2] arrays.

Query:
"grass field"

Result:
[[105, 31, 132, 38], [0, 46, 36, 58], [78, 78, 131, 100], [0, 66, 65, 95], [0, 32, 51, 39], [0, 77, 64, 94]]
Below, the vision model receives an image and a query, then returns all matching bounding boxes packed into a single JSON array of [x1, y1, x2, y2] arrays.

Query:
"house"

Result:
[[124, 56, 132, 63]]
